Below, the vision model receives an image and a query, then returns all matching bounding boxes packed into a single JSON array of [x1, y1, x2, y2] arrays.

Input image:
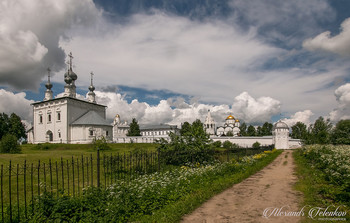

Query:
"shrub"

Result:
[[252, 141, 261, 149], [92, 136, 111, 151], [0, 134, 21, 153], [222, 140, 233, 149], [212, 141, 222, 148]]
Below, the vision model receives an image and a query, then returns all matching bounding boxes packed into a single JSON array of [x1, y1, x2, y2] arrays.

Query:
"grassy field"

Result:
[[293, 146, 350, 222], [0, 143, 158, 166]]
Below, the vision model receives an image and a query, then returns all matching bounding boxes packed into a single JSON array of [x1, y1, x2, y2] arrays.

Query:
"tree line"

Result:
[[239, 122, 273, 136], [290, 117, 350, 145]]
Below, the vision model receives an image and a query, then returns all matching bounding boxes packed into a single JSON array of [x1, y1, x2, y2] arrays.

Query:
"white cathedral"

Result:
[[204, 110, 241, 136], [27, 53, 113, 144]]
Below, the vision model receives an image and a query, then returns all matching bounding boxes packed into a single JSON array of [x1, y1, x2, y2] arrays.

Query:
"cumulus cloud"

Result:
[[0, 0, 102, 90], [0, 89, 34, 123], [303, 18, 350, 56], [328, 83, 350, 121], [282, 110, 314, 127], [231, 92, 281, 124], [92, 90, 280, 126]]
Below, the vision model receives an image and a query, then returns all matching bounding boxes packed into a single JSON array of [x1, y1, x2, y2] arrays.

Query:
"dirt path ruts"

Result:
[[181, 150, 302, 223]]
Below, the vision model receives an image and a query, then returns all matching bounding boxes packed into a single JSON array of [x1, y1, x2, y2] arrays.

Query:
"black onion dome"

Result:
[[45, 82, 53, 89], [89, 85, 95, 91], [70, 71, 77, 81], [64, 75, 72, 84]]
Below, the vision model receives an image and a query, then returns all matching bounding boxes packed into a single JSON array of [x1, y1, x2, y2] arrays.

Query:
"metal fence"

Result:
[[0, 147, 272, 222]]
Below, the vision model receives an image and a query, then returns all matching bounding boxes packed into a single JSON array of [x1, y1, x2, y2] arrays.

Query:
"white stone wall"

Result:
[[211, 136, 301, 149], [211, 136, 274, 147], [114, 136, 171, 143], [70, 125, 113, 144]]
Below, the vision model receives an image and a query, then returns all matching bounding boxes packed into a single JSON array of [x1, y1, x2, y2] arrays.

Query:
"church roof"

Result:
[[273, 120, 289, 130], [71, 111, 111, 126], [31, 96, 106, 107], [226, 115, 235, 120], [140, 124, 178, 131]]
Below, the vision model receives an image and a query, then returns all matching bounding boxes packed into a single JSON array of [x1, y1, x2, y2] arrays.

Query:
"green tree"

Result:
[[256, 126, 262, 136], [0, 134, 21, 153], [309, 116, 332, 144], [0, 113, 9, 140], [239, 122, 247, 136], [127, 118, 141, 136], [261, 122, 273, 136], [0, 112, 26, 141], [180, 121, 191, 136], [9, 113, 26, 140], [247, 125, 256, 136], [331, 119, 350, 145], [157, 119, 213, 165], [291, 122, 308, 140]]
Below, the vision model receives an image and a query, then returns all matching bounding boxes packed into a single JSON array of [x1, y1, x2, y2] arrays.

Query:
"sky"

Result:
[[0, 0, 350, 128]]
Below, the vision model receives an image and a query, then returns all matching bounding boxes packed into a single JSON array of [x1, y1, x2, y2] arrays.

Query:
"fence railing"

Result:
[[0, 147, 271, 222]]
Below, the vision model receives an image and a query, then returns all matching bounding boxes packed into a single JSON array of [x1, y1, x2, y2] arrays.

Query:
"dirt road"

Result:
[[181, 150, 302, 223]]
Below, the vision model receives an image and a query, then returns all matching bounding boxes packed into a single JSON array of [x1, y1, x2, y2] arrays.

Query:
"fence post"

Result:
[[9, 160, 12, 223], [16, 164, 19, 222], [1, 165, 3, 223], [97, 148, 100, 188], [24, 161, 27, 219]]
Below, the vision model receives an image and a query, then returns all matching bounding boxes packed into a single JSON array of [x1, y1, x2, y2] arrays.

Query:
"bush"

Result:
[[92, 136, 111, 151], [252, 141, 261, 149], [222, 140, 233, 149], [212, 141, 222, 148], [0, 134, 21, 153]]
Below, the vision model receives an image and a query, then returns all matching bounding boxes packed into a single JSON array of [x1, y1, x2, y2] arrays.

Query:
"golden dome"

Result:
[[236, 119, 239, 122], [115, 114, 120, 118], [226, 115, 235, 120]]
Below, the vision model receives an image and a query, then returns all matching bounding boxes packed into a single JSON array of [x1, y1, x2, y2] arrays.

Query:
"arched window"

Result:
[[39, 115, 43, 124], [48, 114, 51, 122], [46, 130, 53, 142]]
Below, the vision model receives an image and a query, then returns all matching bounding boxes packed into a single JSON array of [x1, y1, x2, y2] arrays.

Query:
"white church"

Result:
[[27, 53, 113, 144]]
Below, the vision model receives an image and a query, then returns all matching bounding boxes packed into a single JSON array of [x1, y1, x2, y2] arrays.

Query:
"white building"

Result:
[[27, 53, 112, 144], [203, 111, 300, 149], [204, 110, 240, 136], [204, 110, 216, 135], [112, 114, 180, 143], [272, 120, 290, 149]]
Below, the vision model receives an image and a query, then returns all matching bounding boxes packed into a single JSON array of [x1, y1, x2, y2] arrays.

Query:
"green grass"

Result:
[[135, 150, 282, 222], [0, 143, 157, 166], [293, 149, 350, 222]]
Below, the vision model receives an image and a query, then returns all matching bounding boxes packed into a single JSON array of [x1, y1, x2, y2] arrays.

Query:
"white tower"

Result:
[[87, 72, 96, 103], [63, 52, 78, 98], [273, 120, 289, 149], [204, 110, 216, 135], [44, 68, 53, 101]]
